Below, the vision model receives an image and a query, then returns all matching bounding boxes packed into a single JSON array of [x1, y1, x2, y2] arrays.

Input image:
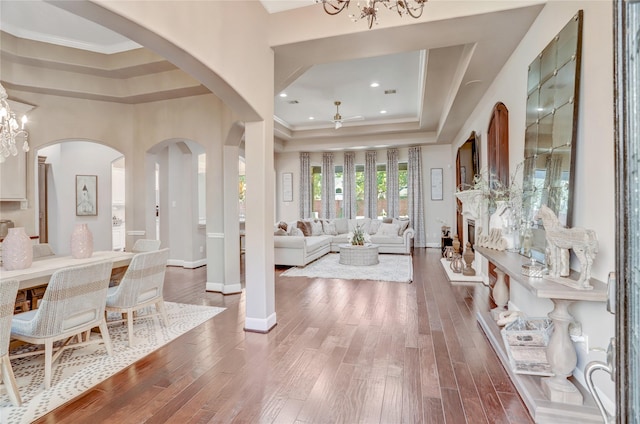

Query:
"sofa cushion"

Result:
[[369, 219, 382, 234], [322, 220, 338, 235], [334, 218, 349, 235], [274, 228, 287, 236], [297, 220, 312, 236], [311, 220, 324, 236], [348, 218, 371, 233], [286, 221, 298, 235], [382, 217, 393, 224], [378, 222, 400, 237], [305, 235, 331, 254], [392, 218, 410, 236], [274, 236, 306, 248], [370, 235, 404, 244]]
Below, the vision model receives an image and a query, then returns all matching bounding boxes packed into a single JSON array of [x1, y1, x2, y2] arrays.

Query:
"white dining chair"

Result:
[[10, 261, 114, 389], [1, 279, 22, 406], [106, 248, 170, 347], [131, 239, 161, 253]]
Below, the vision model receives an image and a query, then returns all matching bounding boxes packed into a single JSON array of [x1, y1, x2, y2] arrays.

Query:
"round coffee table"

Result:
[[339, 244, 379, 266]]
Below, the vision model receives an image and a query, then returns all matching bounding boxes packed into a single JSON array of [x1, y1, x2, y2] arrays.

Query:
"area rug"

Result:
[[281, 253, 412, 283], [0, 302, 225, 424]]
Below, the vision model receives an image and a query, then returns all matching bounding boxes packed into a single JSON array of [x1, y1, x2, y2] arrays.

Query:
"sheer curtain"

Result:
[[386, 148, 399, 218], [299, 152, 311, 219], [364, 151, 377, 218], [408, 146, 426, 247], [321, 153, 335, 219], [343, 152, 356, 219]]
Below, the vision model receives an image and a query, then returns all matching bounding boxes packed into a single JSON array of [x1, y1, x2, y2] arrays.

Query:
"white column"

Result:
[[244, 120, 276, 332]]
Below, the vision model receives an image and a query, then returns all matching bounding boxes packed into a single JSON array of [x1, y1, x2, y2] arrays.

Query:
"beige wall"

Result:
[[451, 0, 615, 407]]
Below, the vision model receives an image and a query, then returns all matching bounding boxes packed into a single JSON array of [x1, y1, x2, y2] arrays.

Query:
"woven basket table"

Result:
[[339, 244, 379, 266]]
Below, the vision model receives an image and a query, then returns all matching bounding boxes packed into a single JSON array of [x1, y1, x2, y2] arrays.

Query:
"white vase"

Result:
[[2, 227, 33, 270], [71, 224, 93, 259]]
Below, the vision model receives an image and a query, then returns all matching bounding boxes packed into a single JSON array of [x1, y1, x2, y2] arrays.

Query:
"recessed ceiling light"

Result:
[[537, 107, 544, 111], [309, 117, 315, 120], [370, 82, 380, 88], [279, 93, 287, 98], [380, 110, 387, 114]]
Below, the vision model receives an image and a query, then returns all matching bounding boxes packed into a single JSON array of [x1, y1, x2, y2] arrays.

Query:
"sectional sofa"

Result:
[[274, 217, 414, 267]]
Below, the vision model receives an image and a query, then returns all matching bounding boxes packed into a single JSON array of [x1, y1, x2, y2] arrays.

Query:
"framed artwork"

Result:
[[282, 172, 293, 202], [76, 175, 98, 216], [431, 168, 443, 201]]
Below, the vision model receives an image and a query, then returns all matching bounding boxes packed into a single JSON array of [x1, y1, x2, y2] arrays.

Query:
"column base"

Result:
[[542, 376, 584, 405], [206, 282, 243, 294]]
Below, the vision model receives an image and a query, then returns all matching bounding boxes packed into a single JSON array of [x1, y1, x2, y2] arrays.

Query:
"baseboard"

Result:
[[206, 282, 242, 294], [245, 313, 277, 333], [167, 258, 206, 269], [426, 242, 440, 248]]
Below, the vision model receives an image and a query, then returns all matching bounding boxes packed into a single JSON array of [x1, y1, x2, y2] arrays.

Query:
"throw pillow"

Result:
[[369, 219, 382, 235], [297, 220, 312, 237], [277, 221, 288, 232], [382, 217, 393, 224], [393, 218, 410, 236], [274, 228, 287, 236], [287, 221, 298, 236], [322, 220, 338, 235], [334, 218, 349, 235], [311, 220, 324, 236], [378, 222, 400, 236]]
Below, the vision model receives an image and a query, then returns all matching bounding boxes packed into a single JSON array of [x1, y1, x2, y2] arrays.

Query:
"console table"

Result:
[[476, 247, 607, 423]]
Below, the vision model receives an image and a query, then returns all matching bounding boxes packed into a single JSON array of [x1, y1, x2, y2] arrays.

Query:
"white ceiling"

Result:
[[0, 1, 544, 149]]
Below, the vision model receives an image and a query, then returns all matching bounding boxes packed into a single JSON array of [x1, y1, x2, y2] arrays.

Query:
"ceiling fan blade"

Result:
[[341, 115, 364, 122], [335, 121, 343, 129]]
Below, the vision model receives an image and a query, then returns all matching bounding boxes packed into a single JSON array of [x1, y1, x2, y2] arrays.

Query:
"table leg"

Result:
[[541, 298, 583, 405]]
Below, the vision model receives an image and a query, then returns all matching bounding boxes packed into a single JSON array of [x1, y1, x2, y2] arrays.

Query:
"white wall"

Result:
[[39, 141, 122, 255], [452, 0, 615, 407]]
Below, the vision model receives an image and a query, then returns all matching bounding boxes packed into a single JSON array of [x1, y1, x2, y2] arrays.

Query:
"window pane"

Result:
[[335, 165, 343, 218], [377, 164, 386, 218], [312, 165, 322, 219], [399, 162, 408, 217], [356, 164, 364, 217]]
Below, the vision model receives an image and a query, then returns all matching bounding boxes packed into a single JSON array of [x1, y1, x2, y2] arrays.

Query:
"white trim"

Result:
[[167, 258, 206, 269], [206, 282, 243, 294], [426, 242, 440, 248], [127, 230, 146, 236], [245, 313, 277, 333], [207, 233, 224, 238]]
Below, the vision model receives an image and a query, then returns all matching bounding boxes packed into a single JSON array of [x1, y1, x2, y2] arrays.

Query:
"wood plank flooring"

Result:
[[34, 248, 533, 424]]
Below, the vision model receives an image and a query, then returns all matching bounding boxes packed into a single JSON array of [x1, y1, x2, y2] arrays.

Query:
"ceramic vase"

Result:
[[71, 223, 93, 259], [2, 227, 33, 270]]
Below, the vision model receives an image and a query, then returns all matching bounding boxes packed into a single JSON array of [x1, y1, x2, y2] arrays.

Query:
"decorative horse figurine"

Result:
[[534, 205, 598, 290]]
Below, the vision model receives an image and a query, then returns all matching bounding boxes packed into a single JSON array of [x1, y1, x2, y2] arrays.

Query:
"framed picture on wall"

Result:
[[431, 168, 443, 201], [282, 172, 293, 202], [76, 175, 98, 216]]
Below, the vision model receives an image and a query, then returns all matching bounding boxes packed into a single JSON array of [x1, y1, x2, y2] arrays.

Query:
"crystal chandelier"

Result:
[[317, 0, 427, 29], [0, 83, 29, 164]]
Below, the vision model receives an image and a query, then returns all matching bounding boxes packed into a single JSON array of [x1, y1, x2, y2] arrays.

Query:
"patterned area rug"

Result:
[[1, 302, 225, 424], [281, 253, 413, 283]]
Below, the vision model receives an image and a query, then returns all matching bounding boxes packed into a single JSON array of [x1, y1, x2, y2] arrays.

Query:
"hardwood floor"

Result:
[[35, 248, 533, 424]]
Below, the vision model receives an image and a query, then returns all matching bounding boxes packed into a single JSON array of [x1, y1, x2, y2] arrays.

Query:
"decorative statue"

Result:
[[462, 242, 476, 276], [534, 205, 598, 290]]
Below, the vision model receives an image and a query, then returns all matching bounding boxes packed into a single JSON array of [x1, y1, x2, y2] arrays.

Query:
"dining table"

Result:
[[0, 250, 135, 290]]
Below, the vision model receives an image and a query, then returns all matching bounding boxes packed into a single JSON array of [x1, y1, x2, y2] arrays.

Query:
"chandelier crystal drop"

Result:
[[0, 83, 29, 164], [317, 0, 427, 29]]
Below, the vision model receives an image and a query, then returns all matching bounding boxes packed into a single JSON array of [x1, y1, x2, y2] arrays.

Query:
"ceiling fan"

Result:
[[331, 101, 364, 129]]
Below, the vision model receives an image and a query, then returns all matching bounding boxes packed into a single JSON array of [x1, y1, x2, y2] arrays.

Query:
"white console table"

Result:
[[476, 247, 607, 423]]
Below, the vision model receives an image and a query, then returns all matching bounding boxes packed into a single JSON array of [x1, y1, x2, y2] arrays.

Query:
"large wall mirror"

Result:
[[456, 131, 480, 243], [521, 11, 583, 258]]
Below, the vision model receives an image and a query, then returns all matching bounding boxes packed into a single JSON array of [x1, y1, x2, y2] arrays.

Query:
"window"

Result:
[[355, 164, 365, 217], [311, 165, 322, 219], [376, 163, 386, 218], [399, 162, 408, 218], [334, 165, 344, 218]]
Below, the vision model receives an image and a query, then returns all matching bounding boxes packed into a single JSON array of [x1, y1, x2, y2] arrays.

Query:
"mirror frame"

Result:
[[521, 11, 583, 259], [456, 131, 480, 243]]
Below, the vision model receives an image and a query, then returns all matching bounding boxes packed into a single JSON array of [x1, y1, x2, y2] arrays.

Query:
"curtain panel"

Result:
[[343, 152, 356, 219], [386, 148, 399, 218], [321, 153, 335, 219], [299, 152, 311, 219], [364, 151, 377, 219], [408, 146, 426, 247]]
